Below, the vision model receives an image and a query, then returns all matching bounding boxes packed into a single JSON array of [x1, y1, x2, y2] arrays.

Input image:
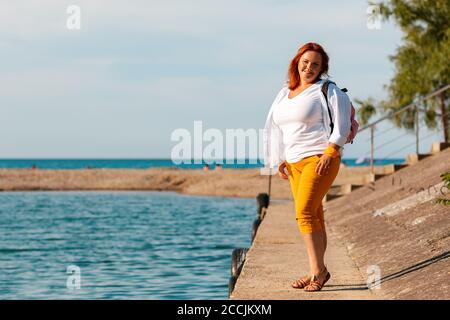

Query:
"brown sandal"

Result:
[[291, 275, 311, 289], [304, 267, 331, 292]]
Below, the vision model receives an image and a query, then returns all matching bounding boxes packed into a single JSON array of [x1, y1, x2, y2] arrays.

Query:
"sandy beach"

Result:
[[0, 165, 377, 199]]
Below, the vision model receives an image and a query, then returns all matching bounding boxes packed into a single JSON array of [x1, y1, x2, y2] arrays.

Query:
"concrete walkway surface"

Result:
[[230, 200, 380, 300]]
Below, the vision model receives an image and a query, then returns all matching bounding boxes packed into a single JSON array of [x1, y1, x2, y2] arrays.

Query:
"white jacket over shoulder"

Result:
[[263, 80, 352, 169]]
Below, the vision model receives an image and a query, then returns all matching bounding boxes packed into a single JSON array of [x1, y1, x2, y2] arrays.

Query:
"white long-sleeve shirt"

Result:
[[263, 79, 352, 168]]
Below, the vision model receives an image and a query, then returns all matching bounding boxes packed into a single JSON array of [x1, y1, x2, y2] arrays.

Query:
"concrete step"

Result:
[[405, 153, 432, 165], [431, 142, 450, 154], [326, 170, 405, 203], [364, 173, 388, 183], [323, 193, 343, 203], [328, 183, 363, 196], [378, 163, 410, 174], [336, 165, 411, 185], [324, 141, 447, 203], [324, 184, 363, 202]]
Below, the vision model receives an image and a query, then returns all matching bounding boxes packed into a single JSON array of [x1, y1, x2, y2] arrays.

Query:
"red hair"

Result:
[[287, 42, 329, 90]]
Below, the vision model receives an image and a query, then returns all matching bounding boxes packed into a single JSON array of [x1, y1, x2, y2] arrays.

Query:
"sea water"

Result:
[[0, 191, 255, 299], [0, 158, 405, 170]]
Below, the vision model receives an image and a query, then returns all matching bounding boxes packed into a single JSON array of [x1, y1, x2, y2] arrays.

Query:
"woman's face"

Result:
[[298, 50, 323, 84]]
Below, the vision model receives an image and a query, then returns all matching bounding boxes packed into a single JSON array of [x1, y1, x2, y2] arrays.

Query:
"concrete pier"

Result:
[[230, 200, 378, 300]]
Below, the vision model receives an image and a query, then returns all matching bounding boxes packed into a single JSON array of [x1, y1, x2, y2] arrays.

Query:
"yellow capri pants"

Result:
[[285, 154, 341, 234]]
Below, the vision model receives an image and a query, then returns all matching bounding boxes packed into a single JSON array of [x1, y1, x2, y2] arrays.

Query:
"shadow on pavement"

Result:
[[322, 251, 449, 292]]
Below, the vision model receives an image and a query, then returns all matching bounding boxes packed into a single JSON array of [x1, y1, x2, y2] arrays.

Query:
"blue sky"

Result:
[[0, 0, 444, 159]]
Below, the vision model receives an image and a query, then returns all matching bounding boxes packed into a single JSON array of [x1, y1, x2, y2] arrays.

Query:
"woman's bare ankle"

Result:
[[311, 265, 327, 277]]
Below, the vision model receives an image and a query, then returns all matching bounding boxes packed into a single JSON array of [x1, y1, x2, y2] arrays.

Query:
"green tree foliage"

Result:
[[353, 97, 377, 126], [356, 0, 450, 140], [435, 172, 450, 206]]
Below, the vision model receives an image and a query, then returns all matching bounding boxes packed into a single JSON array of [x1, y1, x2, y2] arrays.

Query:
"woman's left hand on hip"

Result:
[[315, 154, 333, 176]]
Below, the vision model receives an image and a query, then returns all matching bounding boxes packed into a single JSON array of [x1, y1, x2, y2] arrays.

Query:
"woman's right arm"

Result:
[[263, 85, 288, 170]]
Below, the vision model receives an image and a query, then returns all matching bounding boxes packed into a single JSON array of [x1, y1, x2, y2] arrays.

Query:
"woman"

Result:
[[263, 42, 352, 292]]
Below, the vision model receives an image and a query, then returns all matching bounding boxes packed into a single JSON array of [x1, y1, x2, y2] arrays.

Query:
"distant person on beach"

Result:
[[203, 164, 210, 171], [31, 164, 37, 170], [215, 164, 222, 171], [263, 43, 352, 292]]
